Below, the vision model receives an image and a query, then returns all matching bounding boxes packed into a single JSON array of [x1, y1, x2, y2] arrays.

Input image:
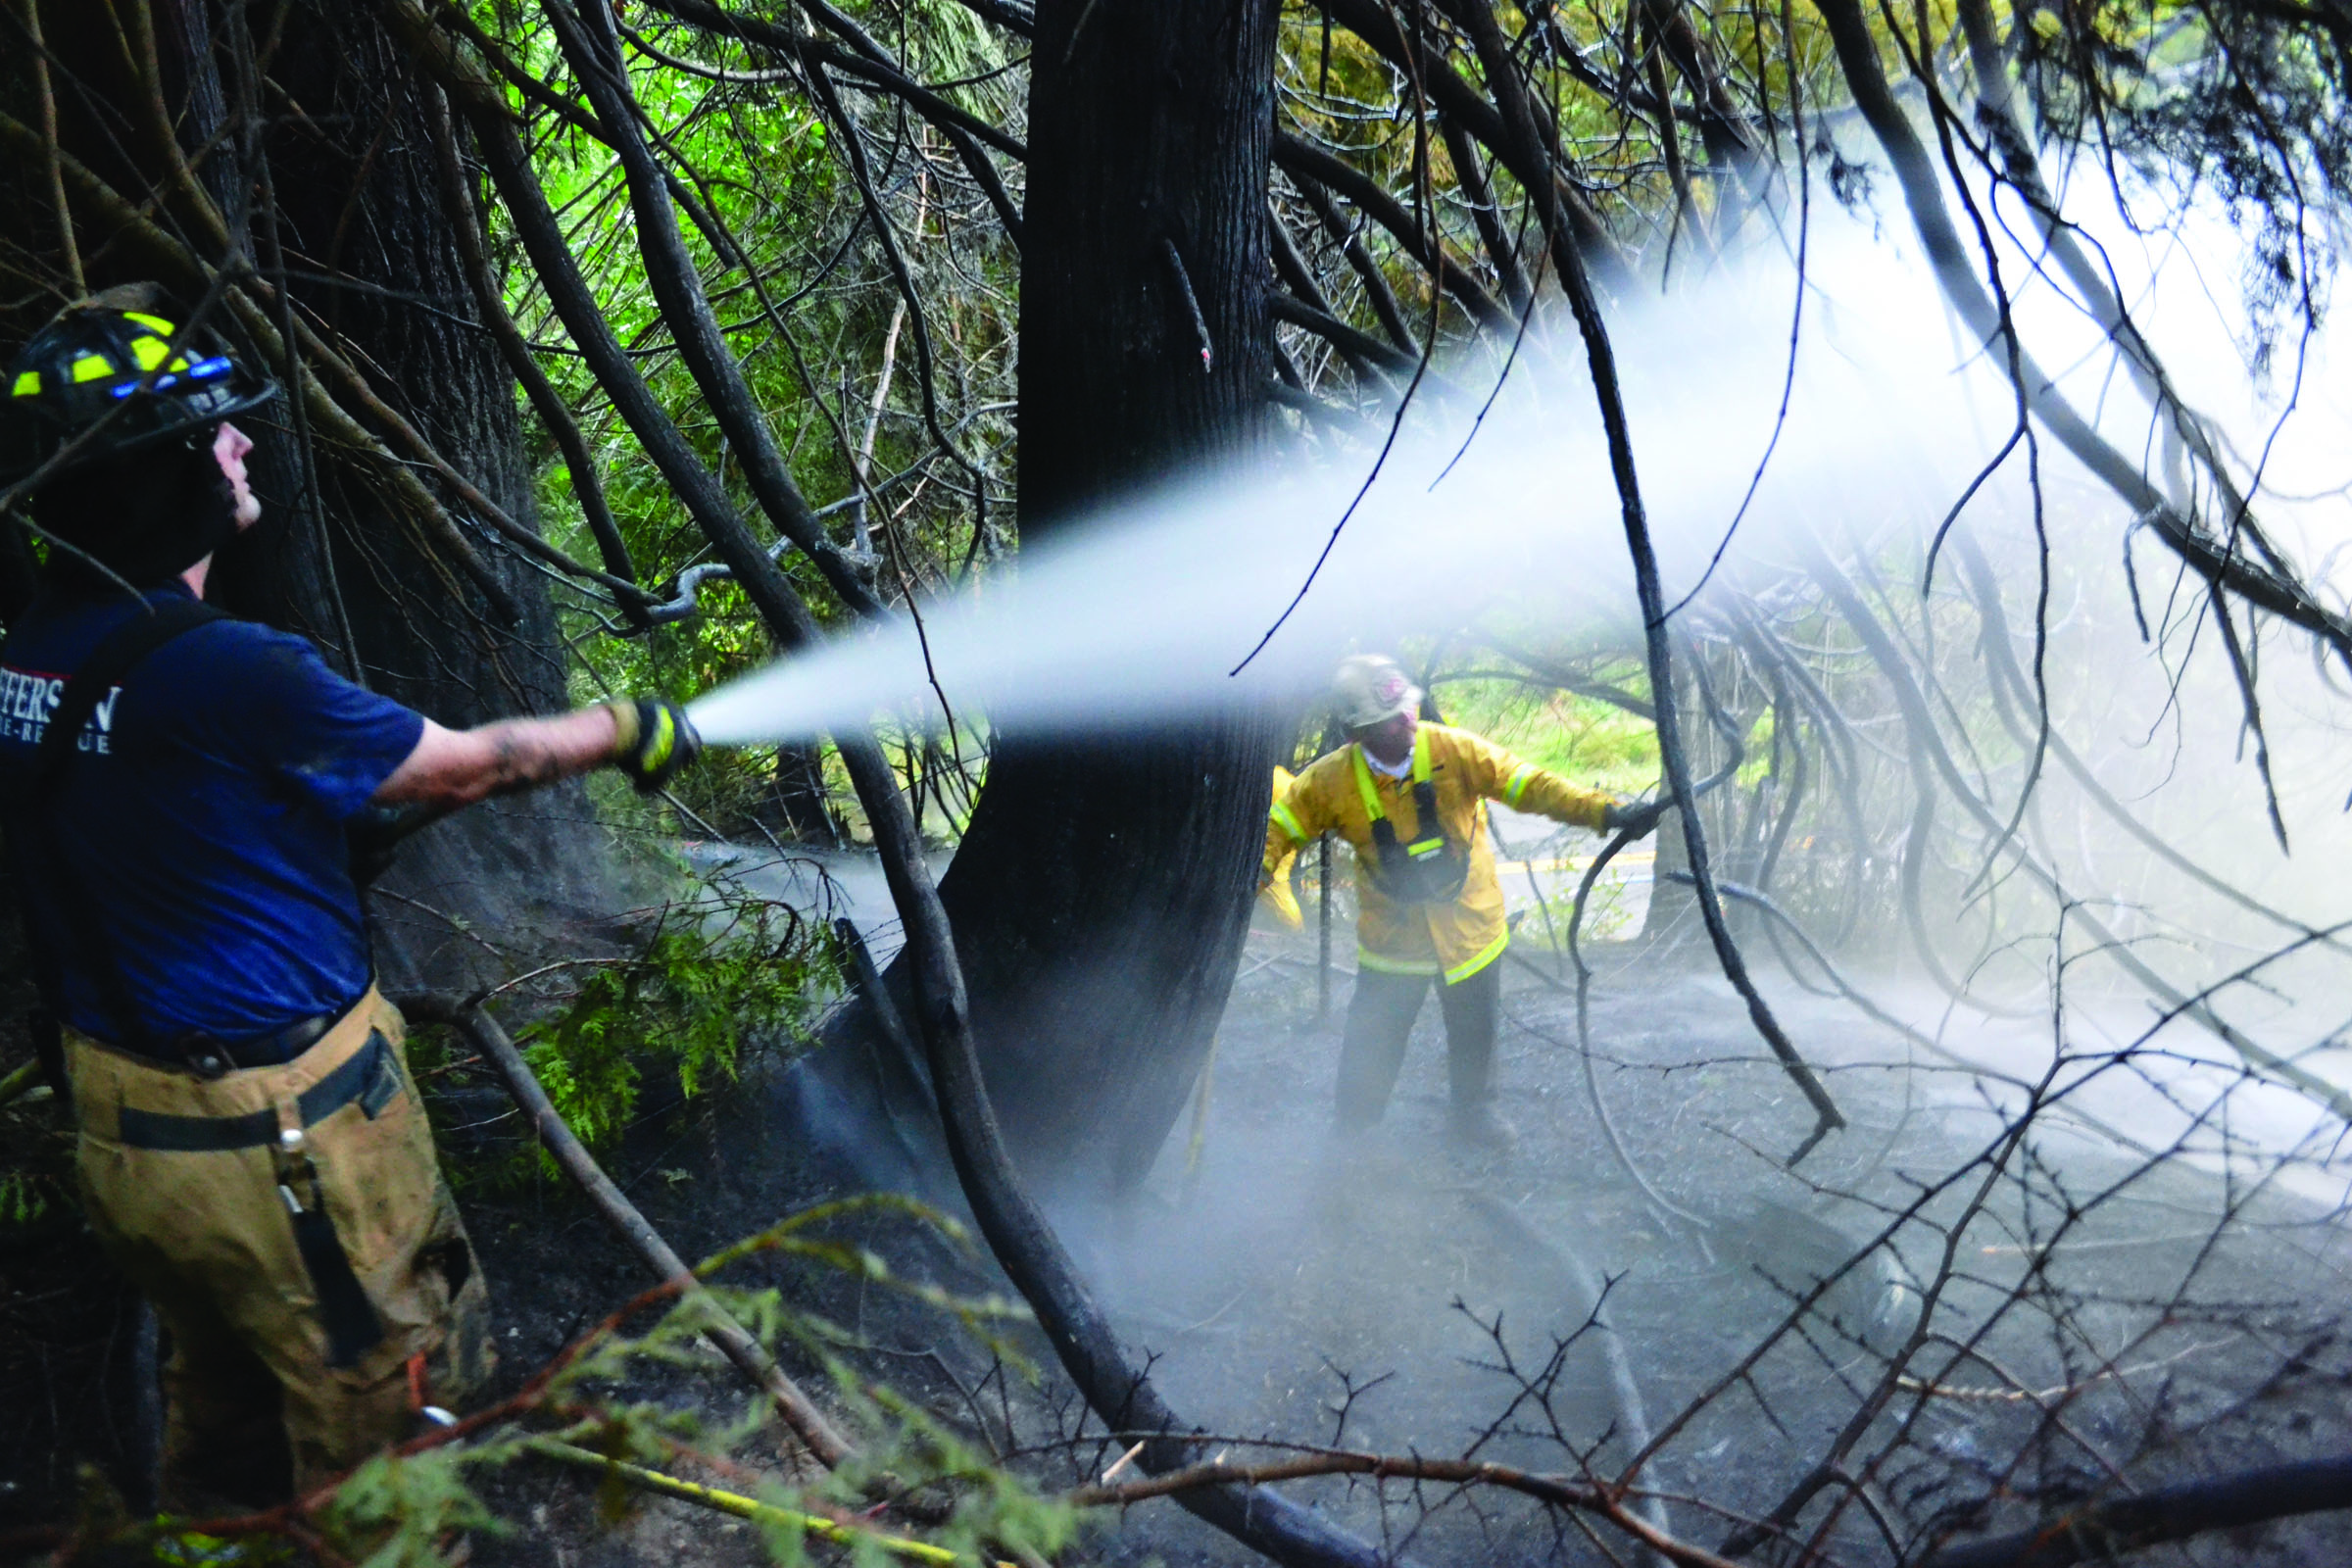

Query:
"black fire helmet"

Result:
[[1, 285, 274, 488]]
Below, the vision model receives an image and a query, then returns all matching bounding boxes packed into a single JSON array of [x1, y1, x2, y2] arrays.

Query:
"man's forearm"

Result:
[[373, 707, 623, 808], [470, 710, 620, 796]]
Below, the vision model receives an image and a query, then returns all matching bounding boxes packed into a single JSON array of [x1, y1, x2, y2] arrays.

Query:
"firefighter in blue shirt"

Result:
[[0, 288, 700, 1503]]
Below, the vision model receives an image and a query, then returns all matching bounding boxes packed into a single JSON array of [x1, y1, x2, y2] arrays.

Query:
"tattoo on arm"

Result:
[[485, 725, 569, 795]]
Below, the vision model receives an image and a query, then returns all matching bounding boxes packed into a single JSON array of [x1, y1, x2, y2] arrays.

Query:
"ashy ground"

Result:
[[6, 853, 2350, 1566]]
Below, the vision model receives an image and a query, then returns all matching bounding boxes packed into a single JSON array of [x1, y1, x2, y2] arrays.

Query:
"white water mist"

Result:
[[688, 199, 2351, 760]]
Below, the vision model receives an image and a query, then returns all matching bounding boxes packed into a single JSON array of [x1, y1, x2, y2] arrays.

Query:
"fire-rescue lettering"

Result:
[[0, 663, 118, 752]]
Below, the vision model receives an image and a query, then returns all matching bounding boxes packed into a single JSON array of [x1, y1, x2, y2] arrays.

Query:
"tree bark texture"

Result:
[[928, 0, 1288, 1196]]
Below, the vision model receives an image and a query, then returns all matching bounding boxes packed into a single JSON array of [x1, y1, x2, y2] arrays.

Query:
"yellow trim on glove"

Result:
[[641, 706, 676, 770]]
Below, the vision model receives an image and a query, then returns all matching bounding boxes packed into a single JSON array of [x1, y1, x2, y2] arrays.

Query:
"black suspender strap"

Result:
[[17, 596, 226, 1056]]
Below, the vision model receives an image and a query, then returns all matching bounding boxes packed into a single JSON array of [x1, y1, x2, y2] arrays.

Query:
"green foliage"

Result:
[[0, 1167, 56, 1226], [1527, 871, 1640, 949], [317, 1446, 503, 1568], [278, 1198, 1074, 1568], [149, 1529, 293, 1566], [1437, 673, 1662, 797], [1736, 709, 1776, 789], [505, 878, 839, 1169]]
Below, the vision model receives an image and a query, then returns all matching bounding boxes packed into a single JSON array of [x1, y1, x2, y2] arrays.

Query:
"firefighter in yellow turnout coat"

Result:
[[1266, 656, 1660, 1147]]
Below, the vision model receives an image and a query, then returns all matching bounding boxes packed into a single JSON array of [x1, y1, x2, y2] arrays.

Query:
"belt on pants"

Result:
[[115, 1029, 403, 1152], [97, 1003, 353, 1078], [230, 1006, 342, 1066]]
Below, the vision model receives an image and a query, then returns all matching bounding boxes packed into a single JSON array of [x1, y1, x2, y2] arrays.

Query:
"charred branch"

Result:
[[1270, 198, 1405, 378], [1918, 1451, 2352, 1567], [543, 0, 883, 617], [1437, 113, 1533, 313], [841, 717, 1405, 1568], [1274, 131, 1513, 332], [1810, 0, 2352, 666], [422, 85, 646, 612], [1796, 529, 2352, 1122], [1288, 174, 1418, 352], [641, 0, 1028, 161], [398, 994, 853, 1467], [1270, 289, 1422, 381]]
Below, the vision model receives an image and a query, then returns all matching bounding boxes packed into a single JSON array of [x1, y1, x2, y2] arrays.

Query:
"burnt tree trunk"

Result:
[[925, 0, 1287, 1197]]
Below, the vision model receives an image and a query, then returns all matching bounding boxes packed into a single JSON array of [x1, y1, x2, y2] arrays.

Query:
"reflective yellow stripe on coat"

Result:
[[1263, 724, 1612, 983]]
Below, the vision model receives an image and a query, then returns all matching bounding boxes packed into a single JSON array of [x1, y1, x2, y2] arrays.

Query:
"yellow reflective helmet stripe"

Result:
[[10, 370, 38, 397], [1504, 762, 1539, 808], [1443, 930, 1509, 985], [125, 334, 189, 373], [1269, 801, 1307, 846], [122, 312, 178, 336], [71, 354, 116, 383]]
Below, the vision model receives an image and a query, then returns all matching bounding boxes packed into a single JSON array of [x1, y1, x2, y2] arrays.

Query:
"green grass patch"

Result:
[[1434, 674, 1661, 797]]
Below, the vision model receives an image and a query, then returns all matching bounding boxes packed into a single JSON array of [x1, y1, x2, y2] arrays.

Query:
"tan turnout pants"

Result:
[[65, 987, 491, 1498]]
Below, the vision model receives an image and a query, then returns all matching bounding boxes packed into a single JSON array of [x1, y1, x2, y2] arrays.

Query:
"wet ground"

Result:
[[1058, 922, 2352, 1564], [7, 851, 2352, 1565]]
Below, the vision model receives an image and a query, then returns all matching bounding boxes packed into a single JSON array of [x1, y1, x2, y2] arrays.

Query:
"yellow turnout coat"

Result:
[[1257, 766, 1305, 928], [1264, 723, 1610, 983]]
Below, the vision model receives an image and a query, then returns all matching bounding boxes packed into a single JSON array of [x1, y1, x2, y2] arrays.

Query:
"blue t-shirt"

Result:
[[0, 583, 425, 1045]]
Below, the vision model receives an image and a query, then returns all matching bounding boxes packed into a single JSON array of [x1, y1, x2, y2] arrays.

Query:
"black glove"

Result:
[[611, 698, 703, 794], [1600, 796, 1671, 838]]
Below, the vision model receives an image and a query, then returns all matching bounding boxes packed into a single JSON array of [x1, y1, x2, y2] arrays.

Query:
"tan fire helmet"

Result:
[[1332, 654, 1422, 731]]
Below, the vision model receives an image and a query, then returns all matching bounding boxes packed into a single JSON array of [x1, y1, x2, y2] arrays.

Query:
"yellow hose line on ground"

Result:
[[0, 1058, 42, 1108], [522, 1439, 989, 1565]]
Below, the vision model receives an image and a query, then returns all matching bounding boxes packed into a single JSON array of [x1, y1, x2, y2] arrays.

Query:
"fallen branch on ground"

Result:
[[1916, 1451, 2352, 1567], [1064, 1446, 1742, 1568], [396, 993, 854, 1468]]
